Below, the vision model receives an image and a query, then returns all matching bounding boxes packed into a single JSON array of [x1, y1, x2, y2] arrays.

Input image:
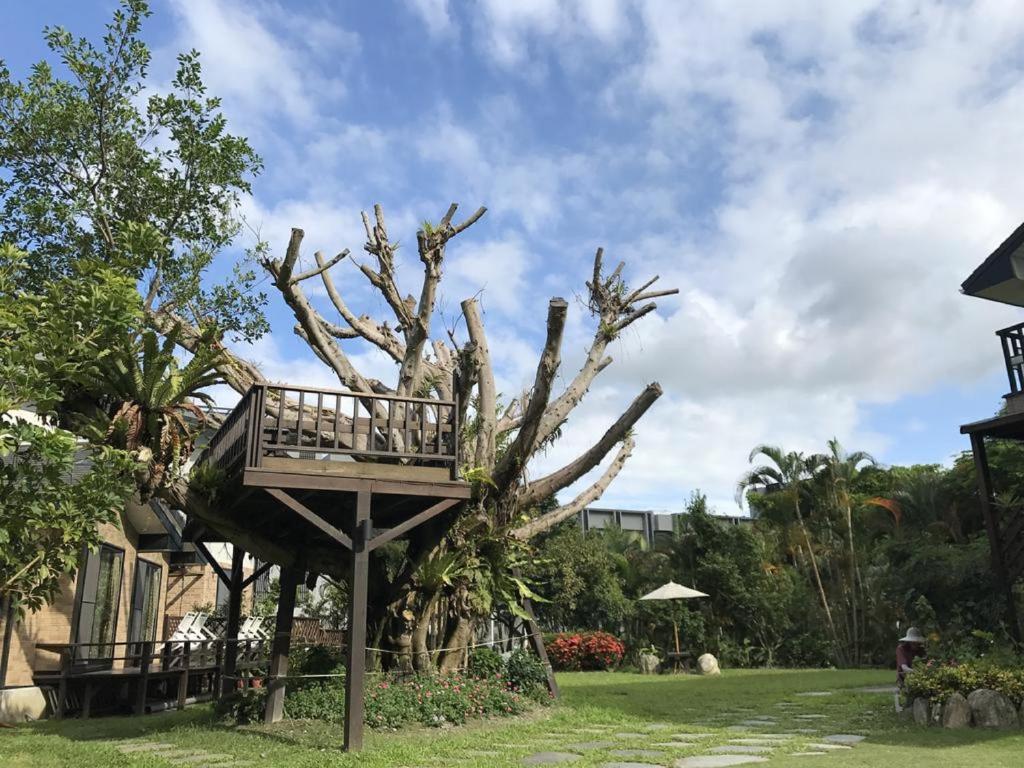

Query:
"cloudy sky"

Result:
[[8, 0, 1024, 513]]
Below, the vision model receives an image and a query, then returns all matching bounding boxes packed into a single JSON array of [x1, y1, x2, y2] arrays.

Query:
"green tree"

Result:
[[737, 445, 841, 658], [0, 0, 266, 347]]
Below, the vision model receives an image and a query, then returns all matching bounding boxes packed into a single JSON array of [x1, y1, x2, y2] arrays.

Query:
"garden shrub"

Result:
[[545, 631, 625, 671], [468, 647, 505, 679], [904, 659, 1024, 705], [214, 686, 268, 724], [285, 680, 347, 721], [506, 648, 548, 696], [365, 674, 528, 728], [579, 631, 625, 670], [289, 644, 345, 682]]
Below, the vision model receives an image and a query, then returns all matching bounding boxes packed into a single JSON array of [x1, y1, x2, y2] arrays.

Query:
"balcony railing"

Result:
[[998, 322, 1024, 396], [205, 383, 460, 480]]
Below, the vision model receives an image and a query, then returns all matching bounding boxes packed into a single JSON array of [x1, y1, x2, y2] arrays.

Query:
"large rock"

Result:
[[697, 653, 721, 675], [638, 652, 661, 675], [942, 693, 971, 729], [967, 689, 1018, 728], [912, 697, 931, 726]]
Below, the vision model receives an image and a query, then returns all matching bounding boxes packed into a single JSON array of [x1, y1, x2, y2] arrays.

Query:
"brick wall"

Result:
[[0, 512, 170, 687]]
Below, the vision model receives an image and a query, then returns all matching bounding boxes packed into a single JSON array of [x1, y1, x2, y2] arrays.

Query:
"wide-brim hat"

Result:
[[899, 627, 925, 643]]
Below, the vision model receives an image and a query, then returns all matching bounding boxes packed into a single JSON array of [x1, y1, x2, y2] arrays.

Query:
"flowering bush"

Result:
[[546, 631, 625, 671], [547, 633, 583, 670], [904, 659, 1024, 705], [365, 673, 528, 728], [580, 631, 626, 670], [468, 647, 505, 679]]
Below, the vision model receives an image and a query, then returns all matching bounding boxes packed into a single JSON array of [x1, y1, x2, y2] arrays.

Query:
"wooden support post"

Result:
[[213, 640, 224, 700], [55, 648, 70, 720], [521, 591, 559, 699], [344, 490, 372, 752], [971, 434, 1022, 644], [221, 547, 245, 696], [264, 566, 299, 724], [135, 641, 152, 715], [81, 681, 93, 719], [178, 641, 191, 710]]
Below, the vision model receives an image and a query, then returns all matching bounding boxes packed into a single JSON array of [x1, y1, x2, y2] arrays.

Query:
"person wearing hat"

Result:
[[896, 627, 926, 688]]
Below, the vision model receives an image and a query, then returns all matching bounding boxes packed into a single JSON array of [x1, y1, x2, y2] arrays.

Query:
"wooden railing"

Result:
[[34, 638, 269, 718], [999, 321, 1024, 396], [205, 383, 460, 480]]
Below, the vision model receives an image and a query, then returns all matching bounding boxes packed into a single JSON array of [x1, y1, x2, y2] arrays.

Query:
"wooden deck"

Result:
[[33, 639, 267, 718]]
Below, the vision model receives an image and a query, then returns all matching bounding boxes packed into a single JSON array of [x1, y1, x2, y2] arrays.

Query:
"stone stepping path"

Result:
[[796, 691, 834, 697], [822, 734, 864, 745], [523, 752, 581, 765], [676, 757, 769, 767], [710, 745, 774, 754], [117, 743, 177, 754], [609, 749, 667, 758], [565, 741, 616, 751], [806, 743, 852, 751]]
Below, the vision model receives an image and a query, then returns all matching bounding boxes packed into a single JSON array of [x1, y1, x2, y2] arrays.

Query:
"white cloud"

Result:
[[404, 0, 457, 39]]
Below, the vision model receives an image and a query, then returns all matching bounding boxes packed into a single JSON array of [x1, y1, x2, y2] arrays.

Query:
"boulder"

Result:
[[912, 697, 931, 726], [638, 652, 660, 675], [697, 653, 721, 676], [967, 689, 1018, 728], [942, 693, 971, 729]]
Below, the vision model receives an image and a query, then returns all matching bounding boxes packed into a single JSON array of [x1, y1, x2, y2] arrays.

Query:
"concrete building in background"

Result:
[[579, 506, 752, 547]]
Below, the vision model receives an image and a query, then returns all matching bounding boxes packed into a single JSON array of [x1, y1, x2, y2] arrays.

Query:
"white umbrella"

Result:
[[638, 581, 709, 655]]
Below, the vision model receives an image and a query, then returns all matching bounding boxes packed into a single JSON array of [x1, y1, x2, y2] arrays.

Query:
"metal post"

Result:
[[264, 566, 299, 724], [344, 490, 372, 751], [221, 547, 245, 696], [971, 434, 1022, 644]]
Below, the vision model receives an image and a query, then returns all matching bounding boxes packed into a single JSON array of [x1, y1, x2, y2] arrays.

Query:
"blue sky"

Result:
[[7, 0, 1024, 513]]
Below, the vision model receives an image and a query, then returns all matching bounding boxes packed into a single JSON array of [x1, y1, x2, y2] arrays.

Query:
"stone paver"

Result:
[[614, 732, 647, 739], [806, 743, 852, 751], [729, 739, 787, 746], [655, 741, 704, 748], [792, 752, 827, 757], [796, 691, 834, 697], [565, 741, 615, 751], [167, 754, 237, 765], [609, 749, 666, 758], [671, 733, 714, 739], [116, 742, 176, 753], [710, 746, 774, 754], [822, 734, 865, 745], [675, 757, 769, 767], [794, 714, 826, 720], [523, 753, 582, 765]]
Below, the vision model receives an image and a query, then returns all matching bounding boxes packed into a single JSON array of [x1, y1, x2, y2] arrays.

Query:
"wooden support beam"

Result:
[[970, 434, 1022, 644], [178, 641, 191, 710], [367, 498, 460, 552], [344, 490, 372, 752], [264, 566, 300, 724], [193, 539, 231, 587], [512, 567, 559, 699], [241, 561, 272, 589], [135, 641, 152, 715], [221, 547, 245, 696], [264, 488, 353, 550]]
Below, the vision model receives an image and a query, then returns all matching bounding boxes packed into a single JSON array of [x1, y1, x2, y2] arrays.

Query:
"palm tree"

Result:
[[78, 325, 225, 497], [816, 438, 875, 663], [736, 445, 842, 658]]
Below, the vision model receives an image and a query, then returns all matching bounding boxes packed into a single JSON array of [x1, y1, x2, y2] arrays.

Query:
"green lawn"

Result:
[[3, 669, 1024, 767]]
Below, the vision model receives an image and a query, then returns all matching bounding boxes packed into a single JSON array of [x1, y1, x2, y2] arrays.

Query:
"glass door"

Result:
[[127, 558, 162, 660], [73, 544, 124, 668]]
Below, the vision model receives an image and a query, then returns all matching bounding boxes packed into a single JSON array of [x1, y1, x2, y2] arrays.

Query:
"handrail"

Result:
[[205, 380, 461, 480], [997, 322, 1024, 396]]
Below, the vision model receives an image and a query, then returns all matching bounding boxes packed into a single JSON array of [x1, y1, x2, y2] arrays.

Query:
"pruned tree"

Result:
[[0, 1, 679, 669]]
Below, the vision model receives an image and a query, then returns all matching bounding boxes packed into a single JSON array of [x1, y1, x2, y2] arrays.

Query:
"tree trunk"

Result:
[[0, 594, 15, 689], [438, 616, 473, 674], [412, 591, 441, 673], [843, 498, 861, 665]]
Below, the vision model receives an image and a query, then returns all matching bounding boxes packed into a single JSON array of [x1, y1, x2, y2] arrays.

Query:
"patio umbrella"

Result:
[[638, 581, 709, 655]]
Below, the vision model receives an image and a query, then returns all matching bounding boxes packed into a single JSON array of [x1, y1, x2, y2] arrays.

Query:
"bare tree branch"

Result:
[[512, 436, 636, 540], [290, 249, 349, 284], [492, 297, 568, 495], [518, 382, 663, 508], [462, 298, 497, 470]]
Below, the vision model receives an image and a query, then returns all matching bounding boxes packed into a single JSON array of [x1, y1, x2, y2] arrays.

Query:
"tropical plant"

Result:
[[76, 324, 225, 495], [736, 444, 841, 658]]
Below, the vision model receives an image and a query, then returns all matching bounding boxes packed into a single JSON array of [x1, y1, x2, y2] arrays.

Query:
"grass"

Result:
[[3, 669, 1024, 767]]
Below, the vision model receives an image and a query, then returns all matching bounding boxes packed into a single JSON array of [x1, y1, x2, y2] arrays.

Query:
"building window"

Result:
[[73, 544, 124, 664], [128, 558, 162, 651]]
